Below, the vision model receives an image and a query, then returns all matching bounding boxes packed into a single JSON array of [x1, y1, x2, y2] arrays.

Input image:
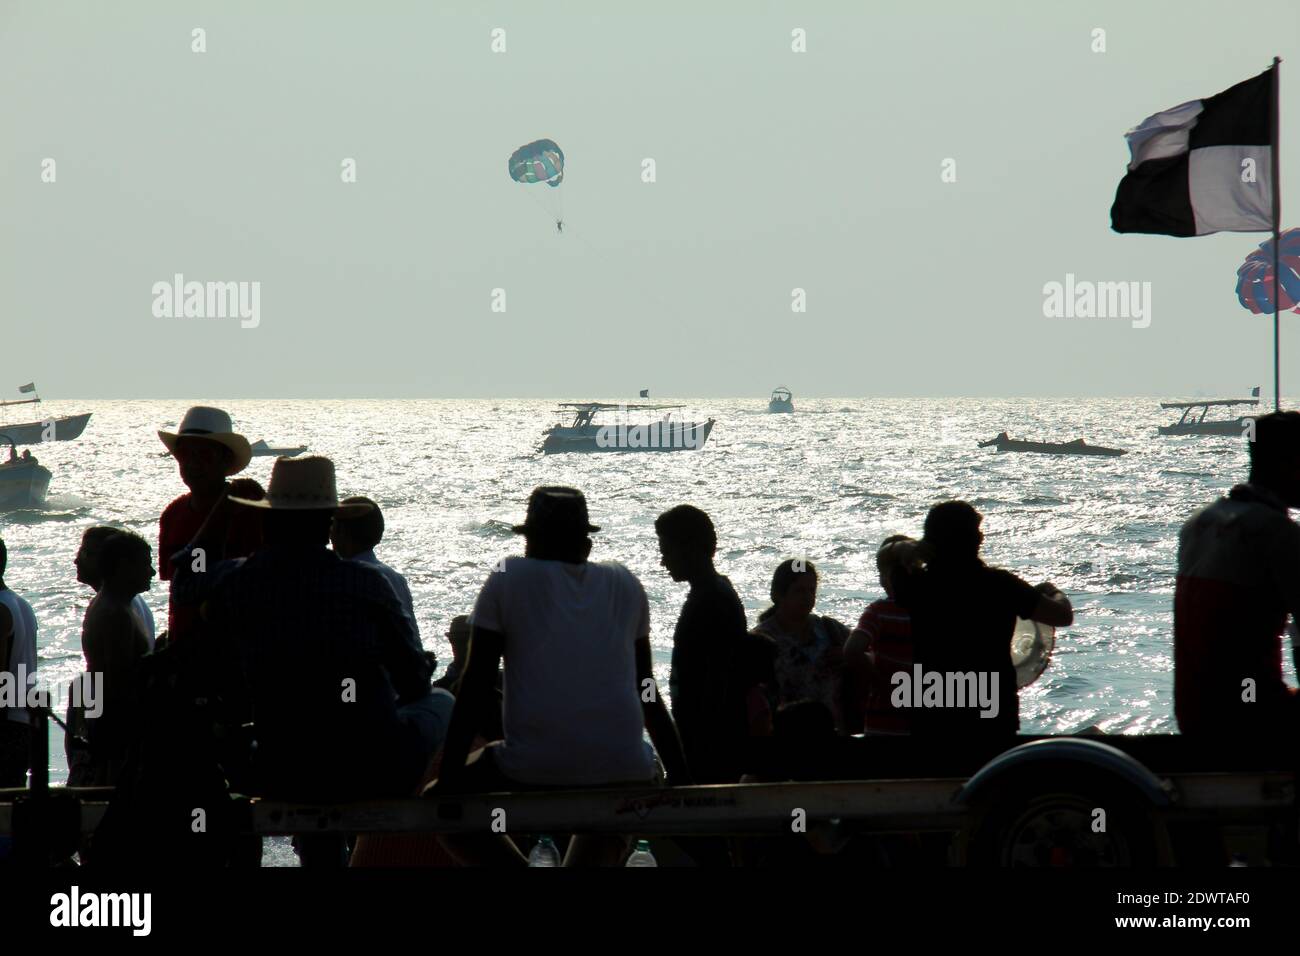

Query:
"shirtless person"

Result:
[[80, 531, 154, 785]]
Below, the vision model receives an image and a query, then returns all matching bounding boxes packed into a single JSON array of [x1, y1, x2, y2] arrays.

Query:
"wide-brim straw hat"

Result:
[[159, 406, 252, 476], [230, 455, 371, 517]]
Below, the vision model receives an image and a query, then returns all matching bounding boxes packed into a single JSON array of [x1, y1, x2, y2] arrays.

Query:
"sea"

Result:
[[2, 397, 1290, 864]]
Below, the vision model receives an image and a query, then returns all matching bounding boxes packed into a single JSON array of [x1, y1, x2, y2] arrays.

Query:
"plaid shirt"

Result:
[[172, 542, 431, 797]]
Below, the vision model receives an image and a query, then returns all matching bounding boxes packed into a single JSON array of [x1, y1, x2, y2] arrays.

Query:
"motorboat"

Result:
[[250, 439, 308, 457], [0, 383, 90, 444], [541, 403, 715, 454], [1158, 397, 1258, 436], [767, 386, 794, 413], [978, 432, 1126, 457], [0, 440, 51, 509]]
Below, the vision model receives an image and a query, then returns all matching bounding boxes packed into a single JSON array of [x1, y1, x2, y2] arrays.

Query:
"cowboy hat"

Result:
[[158, 406, 252, 476], [229, 455, 371, 517], [511, 486, 600, 535]]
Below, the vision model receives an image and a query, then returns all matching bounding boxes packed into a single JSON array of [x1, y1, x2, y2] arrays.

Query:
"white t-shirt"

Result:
[[470, 557, 656, 786], [0, 588, 38, 726]]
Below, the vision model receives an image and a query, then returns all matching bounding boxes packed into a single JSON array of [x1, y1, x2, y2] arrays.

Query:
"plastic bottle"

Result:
[[625, 840, 658, 867], [528, 836, 561, 867]]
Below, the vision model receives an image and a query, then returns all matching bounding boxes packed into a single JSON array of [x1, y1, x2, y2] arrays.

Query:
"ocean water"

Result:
[[2, 397, 1291, 862]]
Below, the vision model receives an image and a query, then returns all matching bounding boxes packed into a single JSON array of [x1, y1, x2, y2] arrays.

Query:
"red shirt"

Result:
[[853, 598, 913, 734], [158, 490, 262, 641]]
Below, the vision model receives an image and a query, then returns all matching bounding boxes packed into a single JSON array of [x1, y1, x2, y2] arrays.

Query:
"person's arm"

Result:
[[637, 637, 691, 785], [366, 572, 430, 703], [170, 484, 258, 607], [1029, 582, 1073, 627], [187, 479, 263, 563], [158, 504, 176, 582], [843, 617, 871, 665], [432, 626, 503, 792]]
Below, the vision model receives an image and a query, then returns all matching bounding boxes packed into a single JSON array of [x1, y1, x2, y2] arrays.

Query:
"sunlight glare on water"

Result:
[[3, 396, 1288, 800]]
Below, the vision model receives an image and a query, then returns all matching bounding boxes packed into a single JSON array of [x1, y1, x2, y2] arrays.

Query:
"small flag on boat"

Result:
[[1252, 386, 1261, 397], [17, 383, 35, 393], [639, 389, 649, 398], [1111, 68, 1273, 237]]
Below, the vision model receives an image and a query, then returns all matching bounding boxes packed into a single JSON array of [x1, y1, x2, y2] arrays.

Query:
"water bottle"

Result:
[[528, 836, 561, 867], [625, 840, 658, 867]]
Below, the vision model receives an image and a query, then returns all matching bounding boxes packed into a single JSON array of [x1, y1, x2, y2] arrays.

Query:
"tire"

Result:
[[956, 764, 1160, 867]]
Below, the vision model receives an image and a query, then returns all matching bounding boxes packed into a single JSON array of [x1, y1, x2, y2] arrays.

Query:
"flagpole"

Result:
[[1272, 56, 1282, 410]]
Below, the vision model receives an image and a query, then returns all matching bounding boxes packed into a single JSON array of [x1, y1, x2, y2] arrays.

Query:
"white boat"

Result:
[[0, 442, 51, 509], [1158, 397, 1258, 436], [768, 386, 794, 413], [250, 439, 308, 457], [541, 403, 715, 454], [0, 384, 91, 445]]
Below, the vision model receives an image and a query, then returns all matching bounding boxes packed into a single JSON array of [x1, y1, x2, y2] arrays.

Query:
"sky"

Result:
[[2, 0, 1298, 399]]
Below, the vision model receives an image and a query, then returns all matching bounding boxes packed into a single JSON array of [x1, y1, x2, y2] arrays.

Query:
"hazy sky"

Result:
[[2, 1, 1298, 398]]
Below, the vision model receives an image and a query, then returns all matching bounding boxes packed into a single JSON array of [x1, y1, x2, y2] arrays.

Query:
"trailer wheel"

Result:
[[957, 766, 1159, 867]]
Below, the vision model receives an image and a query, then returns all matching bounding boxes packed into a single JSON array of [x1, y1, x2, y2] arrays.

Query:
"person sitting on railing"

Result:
[[172, 456, 452, 867], [331, 496, 421, 643], [427, 486, 690, 867]]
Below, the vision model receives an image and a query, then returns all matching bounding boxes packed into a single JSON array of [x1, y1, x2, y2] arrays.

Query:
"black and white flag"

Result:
[[1111, 68, 1273, 237]]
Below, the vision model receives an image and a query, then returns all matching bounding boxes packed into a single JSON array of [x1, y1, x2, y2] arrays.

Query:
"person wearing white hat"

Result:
[[171, 455, 448, 867], [158, 406, 264, 643]]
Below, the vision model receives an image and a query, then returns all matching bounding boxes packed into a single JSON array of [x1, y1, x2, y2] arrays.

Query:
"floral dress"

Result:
[[752, 614, 848, 725]]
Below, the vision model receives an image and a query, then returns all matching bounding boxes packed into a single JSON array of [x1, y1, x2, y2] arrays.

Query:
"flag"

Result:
[[1111, 68, 1273, 236], [17, 383, 35, 393], [1252, 386, 1261, 397], [639, 389, 649, 398]]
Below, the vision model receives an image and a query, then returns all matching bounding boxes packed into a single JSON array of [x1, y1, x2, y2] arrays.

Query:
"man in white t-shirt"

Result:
[[0, 536, 38, 787], [430, 486, 689, 866]]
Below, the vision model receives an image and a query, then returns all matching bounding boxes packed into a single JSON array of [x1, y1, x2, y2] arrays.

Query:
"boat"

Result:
[[1158, 397, 1258, 436], [767, 386, 794, 413], [0, 384, 90, 445], [0, 438, 51, 509], [250, 439, 308, 457], [978, 432, 1126, 457], [541, 403, 715, 454]]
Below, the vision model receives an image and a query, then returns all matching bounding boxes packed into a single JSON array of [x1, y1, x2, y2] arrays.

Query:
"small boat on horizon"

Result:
[[1158, 393, 1258, 437], [541, 402, 715, 454], [250, 439, 308, 457], [978, 432, 1126, 457], [0, 383, 90, 445], [767, 386, 794, 413]]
